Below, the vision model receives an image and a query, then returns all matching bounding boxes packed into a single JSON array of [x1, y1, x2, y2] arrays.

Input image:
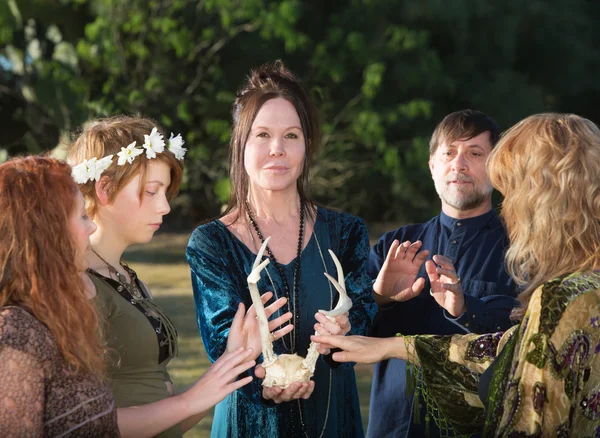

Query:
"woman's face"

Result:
[[68, 191, 97, 271], [244, 97, 306, 195], [101, 160, 172, 245]]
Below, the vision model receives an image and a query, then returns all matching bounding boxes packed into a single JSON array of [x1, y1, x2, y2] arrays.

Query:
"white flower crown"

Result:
[[71, 127, 187, 184]]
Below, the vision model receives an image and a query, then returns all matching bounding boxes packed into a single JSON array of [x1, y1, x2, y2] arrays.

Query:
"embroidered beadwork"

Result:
[[532, 382, 547, 414], [466, 333, 502, 363], [580, 387, 600, 421]]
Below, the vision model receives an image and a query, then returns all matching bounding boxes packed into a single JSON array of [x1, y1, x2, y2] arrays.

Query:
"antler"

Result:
[[302, 250, 352, 371], [246, 237, 277, 365]]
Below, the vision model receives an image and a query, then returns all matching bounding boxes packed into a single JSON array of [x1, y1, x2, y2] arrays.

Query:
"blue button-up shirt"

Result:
[[366, 209, 518, 438]]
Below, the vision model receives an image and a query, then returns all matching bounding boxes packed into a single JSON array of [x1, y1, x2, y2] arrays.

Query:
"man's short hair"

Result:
[[429, 110, 501, 156]]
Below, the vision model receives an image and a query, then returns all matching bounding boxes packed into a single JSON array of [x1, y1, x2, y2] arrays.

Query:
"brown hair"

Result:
[[67, 116, 183, 218], [223, 61, 320, 221], [0, 156, 105, 376], [429, 109, 501, 156], [488, 113, 600, 319]]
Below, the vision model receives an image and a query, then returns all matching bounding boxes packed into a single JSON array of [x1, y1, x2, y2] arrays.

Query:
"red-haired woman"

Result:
[[0, 156, 117, 436]]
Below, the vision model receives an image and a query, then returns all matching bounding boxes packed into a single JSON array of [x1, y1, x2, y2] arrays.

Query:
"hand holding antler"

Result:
[[227, 293, 294, 360]]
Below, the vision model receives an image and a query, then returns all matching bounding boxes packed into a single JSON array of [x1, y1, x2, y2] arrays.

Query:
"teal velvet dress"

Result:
[[186, 207, 376, 438]]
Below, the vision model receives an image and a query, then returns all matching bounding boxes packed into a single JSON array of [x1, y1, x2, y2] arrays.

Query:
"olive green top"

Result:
[[90, 271, 181, 438]]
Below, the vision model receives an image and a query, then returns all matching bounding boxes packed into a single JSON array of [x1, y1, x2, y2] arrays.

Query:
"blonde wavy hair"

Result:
[[488, 113, 600, 319]]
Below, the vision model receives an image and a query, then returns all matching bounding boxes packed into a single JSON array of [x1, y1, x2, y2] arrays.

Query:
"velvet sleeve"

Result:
[[405, 328, 514, 435], [339, 217, 377, 337], [484, 279, 600, 436], [186, 226, 244, 363]]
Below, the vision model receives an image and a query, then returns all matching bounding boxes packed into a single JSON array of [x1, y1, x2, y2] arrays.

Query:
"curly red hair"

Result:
[[0, 156, 104, 376]]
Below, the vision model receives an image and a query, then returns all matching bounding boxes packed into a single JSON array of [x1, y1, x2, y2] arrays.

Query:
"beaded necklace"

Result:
[[90, 248, 179, 358], [244, 199, 304, 352], [244, 202, 333, 437]]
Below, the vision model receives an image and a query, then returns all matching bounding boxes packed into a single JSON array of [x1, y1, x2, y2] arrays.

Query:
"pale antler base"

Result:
[[261, 354, 313, 388]]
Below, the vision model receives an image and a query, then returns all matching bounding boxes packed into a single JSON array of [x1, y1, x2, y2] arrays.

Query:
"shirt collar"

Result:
[[440, 208, 497, 232]]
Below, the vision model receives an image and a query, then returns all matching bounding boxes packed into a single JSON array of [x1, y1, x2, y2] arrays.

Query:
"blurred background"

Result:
[[2, 0, 600, 435]]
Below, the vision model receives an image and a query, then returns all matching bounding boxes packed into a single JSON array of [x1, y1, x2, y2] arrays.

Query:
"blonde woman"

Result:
[[316, 114, 600, 436]]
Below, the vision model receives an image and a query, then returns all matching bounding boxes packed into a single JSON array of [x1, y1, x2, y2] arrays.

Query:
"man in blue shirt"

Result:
[[367, 110, 518, 438]]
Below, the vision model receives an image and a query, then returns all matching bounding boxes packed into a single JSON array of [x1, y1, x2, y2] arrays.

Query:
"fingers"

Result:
[[386, 239, 401, 261], [264, 296, 288, 319], [212, 347, 254, 373], [441, 282, 462, 295], [411, 277, 426, 295], [316, 345, 331, 355], [392, 240, 428, 261], [254, 365, 266, 379], [246, 292, 275, 320], [229, 303, 245, 336], [270, 323, 294, 342], [302, 381, 315, 399], [267, 311, 293, 332], [310, 334, 353, 350], [229, 375, 253, 391], [432, 254, 454, 268], [425, 259, 439, 281], [314, 313, 346, 336], [263, 381, 312, 403], [222, 357, 256, 383], [428, 257, 460, 285]]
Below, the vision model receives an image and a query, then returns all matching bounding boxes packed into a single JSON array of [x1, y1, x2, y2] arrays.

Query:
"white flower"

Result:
[[143, 127, 165, 159], [168, 133, 187, 160], [91, 155, 114, 181], [117, 141, 144, 165], [72, 161, 92, 184]]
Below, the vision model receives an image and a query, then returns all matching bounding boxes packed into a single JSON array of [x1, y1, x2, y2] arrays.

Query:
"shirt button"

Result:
[[456, 222, 462, 227], [471, 314, 476, 319], [497, 326, 501, 330], [452, 240, 457, 244]]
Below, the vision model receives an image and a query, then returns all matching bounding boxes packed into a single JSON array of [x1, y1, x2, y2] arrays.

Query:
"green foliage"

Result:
[[2, 0, 600, 223]]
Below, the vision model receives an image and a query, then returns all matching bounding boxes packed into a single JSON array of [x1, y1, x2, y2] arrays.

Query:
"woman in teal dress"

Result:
[[187, 62, 376, 437], [315, 114, 600, 437]]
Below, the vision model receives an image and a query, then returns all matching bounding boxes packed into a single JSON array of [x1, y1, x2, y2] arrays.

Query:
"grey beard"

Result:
[[436, 183, 493, 211]]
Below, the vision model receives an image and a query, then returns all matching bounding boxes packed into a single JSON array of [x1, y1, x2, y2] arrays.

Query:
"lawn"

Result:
[[125, 232, 375, 437]]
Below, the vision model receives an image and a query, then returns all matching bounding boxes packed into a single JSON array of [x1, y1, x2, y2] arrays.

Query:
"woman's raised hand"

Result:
[[227, 292, 294, 360]]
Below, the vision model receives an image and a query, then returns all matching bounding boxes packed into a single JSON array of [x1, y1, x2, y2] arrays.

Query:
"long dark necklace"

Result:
[[245, 199, 304, 353]]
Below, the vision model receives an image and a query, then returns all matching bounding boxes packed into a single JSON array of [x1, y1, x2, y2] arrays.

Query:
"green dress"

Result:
[[90, 268, 180, 438], [405, 271, 600, 436]]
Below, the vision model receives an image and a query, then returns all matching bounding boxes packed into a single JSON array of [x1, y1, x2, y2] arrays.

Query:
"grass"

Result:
[[125, 233, 374, 437]]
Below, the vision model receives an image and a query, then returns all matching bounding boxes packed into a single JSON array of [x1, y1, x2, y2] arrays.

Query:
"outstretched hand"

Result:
[[182, 347, 256, 415], [309, 334, 404, 364], [426, 255, 466, 317], [373, 240, 430, 303], [254, 366, 315, 403], [227, 292, 294, 360]]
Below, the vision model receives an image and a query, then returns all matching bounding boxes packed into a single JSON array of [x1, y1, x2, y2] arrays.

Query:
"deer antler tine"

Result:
[[253, 236, 271, 270], [318, 250, 352, 317], [328, 249, 346, 291], [323, 272, 346, 297]]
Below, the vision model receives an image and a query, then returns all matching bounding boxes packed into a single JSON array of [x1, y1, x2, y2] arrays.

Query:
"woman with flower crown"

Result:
[[186, 62, 377, 437], [68, 115, 294, 437]]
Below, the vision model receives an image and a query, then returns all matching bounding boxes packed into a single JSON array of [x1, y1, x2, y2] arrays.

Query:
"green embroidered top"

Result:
[[405, 271, 600, 437]]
